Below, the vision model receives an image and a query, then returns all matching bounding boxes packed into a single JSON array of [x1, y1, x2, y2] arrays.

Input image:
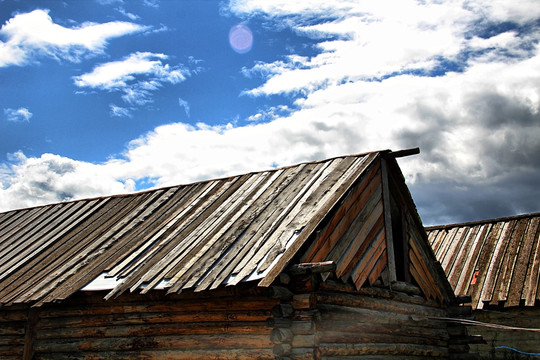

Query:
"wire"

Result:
[[428, 316, 540, 332], [496, 346, 540, 356]]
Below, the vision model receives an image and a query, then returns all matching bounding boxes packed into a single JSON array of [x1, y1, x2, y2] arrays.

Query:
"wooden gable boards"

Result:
[[290, 151, 452, 303]]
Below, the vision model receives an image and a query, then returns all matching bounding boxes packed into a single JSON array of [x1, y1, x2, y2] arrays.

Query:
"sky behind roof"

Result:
[[1, 0, 539, 225]]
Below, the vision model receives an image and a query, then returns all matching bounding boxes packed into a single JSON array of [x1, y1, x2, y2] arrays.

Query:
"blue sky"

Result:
[[1, 0, 540, 225]]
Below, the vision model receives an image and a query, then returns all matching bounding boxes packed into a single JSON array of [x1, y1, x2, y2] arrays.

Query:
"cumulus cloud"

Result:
[[1, 0, 540, 226], [4, 107, 32, 122], [0, 152, 134, 211], [74, 52, 189, 108], [0, 9, 148, 67]]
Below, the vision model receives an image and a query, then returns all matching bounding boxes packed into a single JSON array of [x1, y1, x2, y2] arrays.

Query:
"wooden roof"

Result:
[[426, 213, 540, 309], [0, 152, 381, 306], [0, 149, 450, 307]]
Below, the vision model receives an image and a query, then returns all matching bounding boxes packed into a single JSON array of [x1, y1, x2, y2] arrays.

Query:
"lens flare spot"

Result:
[[229, 24, 253, 54]]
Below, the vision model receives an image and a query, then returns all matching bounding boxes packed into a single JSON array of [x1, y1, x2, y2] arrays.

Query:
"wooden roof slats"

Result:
[[258, 153, 378, 287], [0, 199, 104, 288], [1, 150, 449, 306], [0, 196, 132, 305], [492, 218, 528, 305], [103, 183, 206, 278], [426, 214, 540, 309], [188, 169, 296, 291], [34, 189, 174, 305], [164, 172, 276, 292], [225, 161, 336, 287], [523, 218, 540, 306], [303, 160, 381, 266], [102, 179, 239, 299]]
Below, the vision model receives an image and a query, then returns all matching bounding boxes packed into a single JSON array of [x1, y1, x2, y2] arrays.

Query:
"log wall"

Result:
[[268, 275, 467, 360], [1, 287, 279, 360], [468, 307, 540, 359], [315, 284, 450, 359], [0, 304, 27, 359]]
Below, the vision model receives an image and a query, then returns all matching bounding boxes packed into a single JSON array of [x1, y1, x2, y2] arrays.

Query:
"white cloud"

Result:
[[110, 104, 133, 118], [74, 52, 189, 108], [0, 152, 134, 211], [178, 98, 190, 117], [0, 9, 148, 67], [1, 0, 540, 226], [4, 107, 33, 122]]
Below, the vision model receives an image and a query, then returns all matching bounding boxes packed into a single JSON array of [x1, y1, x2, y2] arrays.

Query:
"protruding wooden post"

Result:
[[381, 158, 397, 283], [23, 308, 38, 360]]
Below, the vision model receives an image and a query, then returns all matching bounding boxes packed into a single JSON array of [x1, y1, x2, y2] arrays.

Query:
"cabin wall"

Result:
[[1, 287, 279, 360], [0, 304, 27, 359], [316, 284, 450, 358], [468, 308, 540, 359], [268, 275, 465, 360]]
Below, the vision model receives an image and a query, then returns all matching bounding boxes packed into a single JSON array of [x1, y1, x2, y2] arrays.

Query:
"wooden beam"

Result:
[[381, 158, 397, 283], [23, 308, 38, 360], [288, 261, 336, 275], [386, 147, 420, 159]]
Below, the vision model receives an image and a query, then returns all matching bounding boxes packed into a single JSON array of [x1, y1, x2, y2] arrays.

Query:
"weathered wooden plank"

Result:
[[454, 223, 491, 297], [37, 321, 271, 339], [409, 247, 436, 300], [479, 220, 515, 304], [37, 309, 272, 330], [368, 249, 388, 285], [447, 225, 479, 289], [259, 153, 378, 287], [0, 199, 110, 304], [119, 181, 238, 291], [335, 198, 383, 280], [0, 202, 83, 277], [435, 226, 459, 263], [440, 227, 469, 276], [104, 183, 201, 277], [316, 294, 446, 318], [196, 170, 291, 291], [32, 188, 177, 305], [255, 157, 352, 273], [227, 161, 334, 286], [352, 228, 386, 289], [106, 180, 226, 282], [408, 229, 443, 301], [175, 172, 281, 291], [380, 158, 396, 283], [0, 207, 46, 245], [492, 218, 528, 304], [39, 297, 277, 319], [523, 218, 540, 305], [34, 334, 274, 352], [504, 217, 537, 306], [34, 349, 274, 360], [326, 177, 381, 266], [469, 221, 504, 309], [0, 197, 134, 305], [301, 160, 380, 263], [319, 343, 447, 357], [224, 164, 316, 279], [336, 215, 385, 284]]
